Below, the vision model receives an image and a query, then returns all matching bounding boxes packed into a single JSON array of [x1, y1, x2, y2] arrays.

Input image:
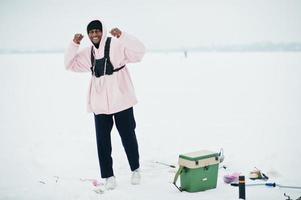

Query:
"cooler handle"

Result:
[[173, 166, 184, 192]]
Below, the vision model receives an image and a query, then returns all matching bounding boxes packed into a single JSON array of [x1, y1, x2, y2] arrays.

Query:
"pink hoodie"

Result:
[[64, 21, 145, 114]]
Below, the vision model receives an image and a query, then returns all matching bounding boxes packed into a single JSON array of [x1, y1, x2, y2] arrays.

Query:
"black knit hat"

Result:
[[87, 20, 103, 33]]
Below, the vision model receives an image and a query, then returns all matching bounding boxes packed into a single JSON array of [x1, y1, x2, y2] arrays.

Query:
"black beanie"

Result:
[[87, 20, 103, 33]]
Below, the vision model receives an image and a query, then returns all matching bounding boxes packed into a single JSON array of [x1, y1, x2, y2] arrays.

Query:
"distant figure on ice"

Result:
[[64, 19, 145, 190], [184, 50, 188, 58]]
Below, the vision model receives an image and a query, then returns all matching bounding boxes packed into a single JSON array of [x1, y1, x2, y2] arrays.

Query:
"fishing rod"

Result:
[[230, 182, 301, 190], [154, 161, 176, 168]]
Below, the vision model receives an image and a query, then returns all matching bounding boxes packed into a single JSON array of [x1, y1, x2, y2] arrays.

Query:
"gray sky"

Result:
[[1, 0, 301, 50]]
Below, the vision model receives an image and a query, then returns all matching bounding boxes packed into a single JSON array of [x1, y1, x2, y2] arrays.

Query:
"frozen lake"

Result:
[[0, 52, 301, 199]]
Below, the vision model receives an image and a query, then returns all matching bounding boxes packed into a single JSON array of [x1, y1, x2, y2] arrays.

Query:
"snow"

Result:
[[0, 52, 301, 199]]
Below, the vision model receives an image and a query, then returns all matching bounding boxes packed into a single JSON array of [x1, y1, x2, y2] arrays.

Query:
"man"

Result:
[[64, 19, 145, 190]]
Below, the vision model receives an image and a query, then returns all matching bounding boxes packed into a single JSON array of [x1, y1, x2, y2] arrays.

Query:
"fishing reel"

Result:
[[218, 148, 225, 163]]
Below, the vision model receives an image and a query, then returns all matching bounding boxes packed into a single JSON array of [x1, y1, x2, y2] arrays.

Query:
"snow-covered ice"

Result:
[[0, 52, 301, 199]]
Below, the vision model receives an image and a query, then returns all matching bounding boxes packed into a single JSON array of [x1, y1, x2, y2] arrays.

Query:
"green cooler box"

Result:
[[173, 150, 221, 192]]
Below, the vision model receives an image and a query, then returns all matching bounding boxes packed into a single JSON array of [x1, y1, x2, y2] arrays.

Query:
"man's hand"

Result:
[[73, 33, 84, 44], [110, 28, 122, 38]]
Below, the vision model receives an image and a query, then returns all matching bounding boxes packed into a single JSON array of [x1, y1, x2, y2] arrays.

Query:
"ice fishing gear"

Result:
[[284, 193, 293, 200], [238, 176, 246, 199], [155, 161, 176, 168], [283, 193, 301, 200], [220, 165, 227, 170], [231, 182, 301, 190], [173, 149, 224, 192], [249, 167, 269, 181], [219, 148, 225, 163]]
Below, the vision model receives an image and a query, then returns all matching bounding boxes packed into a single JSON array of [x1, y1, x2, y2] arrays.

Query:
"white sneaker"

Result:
[[105, 176, 116, 190], [131, 169, 141, 185]]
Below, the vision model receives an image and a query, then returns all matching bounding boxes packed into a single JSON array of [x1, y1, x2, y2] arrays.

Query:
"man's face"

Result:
[[88, 29, 102, 44]]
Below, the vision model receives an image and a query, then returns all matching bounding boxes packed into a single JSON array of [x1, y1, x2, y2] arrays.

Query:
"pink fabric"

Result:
[[223, 173, 240, 184], [64, 21, 145, 114]]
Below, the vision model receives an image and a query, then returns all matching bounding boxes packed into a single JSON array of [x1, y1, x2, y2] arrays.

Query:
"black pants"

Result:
[[94, 107, 140, 178]]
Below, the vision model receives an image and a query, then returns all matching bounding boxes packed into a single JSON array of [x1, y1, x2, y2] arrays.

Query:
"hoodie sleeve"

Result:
[[118, 32, 146, 64], [64, 41, 91, 72]]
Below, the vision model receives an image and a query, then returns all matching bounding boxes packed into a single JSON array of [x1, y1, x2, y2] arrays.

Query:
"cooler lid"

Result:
[[179, 150, 219, 161]]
